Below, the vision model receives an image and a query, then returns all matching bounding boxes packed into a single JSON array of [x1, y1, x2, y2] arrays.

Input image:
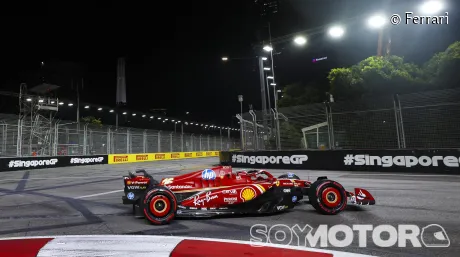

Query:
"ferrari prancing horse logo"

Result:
[[162, 178, 174, 185]]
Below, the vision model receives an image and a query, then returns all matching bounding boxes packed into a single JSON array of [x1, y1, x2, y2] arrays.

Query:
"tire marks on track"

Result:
[[14, 171, 30, 191]]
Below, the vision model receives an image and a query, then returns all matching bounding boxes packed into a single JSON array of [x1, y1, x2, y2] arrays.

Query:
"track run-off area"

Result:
[[0, 157, 459, 256]]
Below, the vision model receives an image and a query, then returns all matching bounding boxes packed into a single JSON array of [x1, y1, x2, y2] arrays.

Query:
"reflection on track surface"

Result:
[[0, 158, 459, 257]]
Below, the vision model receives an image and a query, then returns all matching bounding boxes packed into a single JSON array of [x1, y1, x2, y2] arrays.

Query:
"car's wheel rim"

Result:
[[321, 187, 341, 208], [149, 195, 171, 217]]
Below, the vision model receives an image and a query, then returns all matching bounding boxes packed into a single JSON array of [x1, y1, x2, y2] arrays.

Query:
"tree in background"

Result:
[[280, 41, 460, 104], [81, 116, 102, 127], [269, 41, 460, 149], [328, 55, 427, 101], [278, 81, 328, 108], [423, 41, 460, 90]]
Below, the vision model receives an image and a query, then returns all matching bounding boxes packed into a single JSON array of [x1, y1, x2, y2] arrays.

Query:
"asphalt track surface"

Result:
[[0, 158, 459, 257]]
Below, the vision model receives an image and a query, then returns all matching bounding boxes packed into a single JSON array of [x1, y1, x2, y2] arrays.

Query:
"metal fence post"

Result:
[[273, 109, 281, 150], [324, 103, 332, 149], [1, 122, 6, 155], [16, 118, 22, 156], [89, 129, 94, 154], [393, 96, 402, 149], [395, 94, 406, 148], [249, 110, 258, 150], [53, 121, 60, 156], [107, 127, 111, 154], [207, 135, 210, 151], [181, 134, 184, 152], [270, 109, 278, 150], [158, 131, 161, 152], [83, 123, 88, 155], [170, 133, 173, 152], [65, 127, 69, 153], [143, 130, 147, 153], [329, 106, 335, 150], [126, 128, 131, 154], [199, 135, 202, 151], [191, 134, 194, 151]]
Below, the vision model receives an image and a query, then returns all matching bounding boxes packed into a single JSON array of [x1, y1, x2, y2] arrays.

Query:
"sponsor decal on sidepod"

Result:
[[224, 197, 238, 203], [168, 185, 193, 190], [127, 186, 146, 190], [193, 192, 218, 206]]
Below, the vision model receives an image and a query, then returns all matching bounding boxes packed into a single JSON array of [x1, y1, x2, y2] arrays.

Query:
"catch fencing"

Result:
[[239, 88, 460, 150], [0, 115, 240, 157]]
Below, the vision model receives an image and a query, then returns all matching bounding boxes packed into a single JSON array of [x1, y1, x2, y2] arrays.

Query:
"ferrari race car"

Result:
[[122, 166, 375, 225]]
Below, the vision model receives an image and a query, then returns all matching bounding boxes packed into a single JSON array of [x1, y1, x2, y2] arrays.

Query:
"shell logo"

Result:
[[240, 187, 256, 202], [275, 181, 280, 187]]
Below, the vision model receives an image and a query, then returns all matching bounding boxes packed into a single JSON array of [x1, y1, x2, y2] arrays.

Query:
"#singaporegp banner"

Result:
[[0, 151, 220, 172], [108, 151, 220, 164], [219, 149, 460, 173]]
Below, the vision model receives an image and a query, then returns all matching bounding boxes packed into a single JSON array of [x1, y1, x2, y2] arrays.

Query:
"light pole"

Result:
[[273, 88, 281, 150], [258, 56, 269, 135], [238, 95, 244, 150], [222, 56, 269, 136], [264, 44, 280, 149], [367, 14, 388, 56], [265, 74, 272, 132]]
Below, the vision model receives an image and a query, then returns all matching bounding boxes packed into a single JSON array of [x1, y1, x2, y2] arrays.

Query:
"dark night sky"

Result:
[[1, 0, 460, 127]]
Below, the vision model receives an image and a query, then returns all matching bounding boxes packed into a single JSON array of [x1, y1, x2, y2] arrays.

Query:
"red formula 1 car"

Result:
[[122, 166, 375, 225]]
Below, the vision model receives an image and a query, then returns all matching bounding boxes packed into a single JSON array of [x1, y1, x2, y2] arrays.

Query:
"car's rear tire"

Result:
[[308, 179, 347, 215], [142, 186, 177, 225]]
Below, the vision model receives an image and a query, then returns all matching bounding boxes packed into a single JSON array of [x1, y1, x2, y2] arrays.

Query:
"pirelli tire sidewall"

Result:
[[309, 179, 347, 215], [142, 186, 177, 225]]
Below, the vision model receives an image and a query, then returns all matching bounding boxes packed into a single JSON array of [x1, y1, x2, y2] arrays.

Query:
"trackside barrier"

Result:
[[0, 155, 108, 172], [0, 235, 376, 257], [108, 151, 220, 164], [0, 151, 220, 172], [220, 149, 460, 173]]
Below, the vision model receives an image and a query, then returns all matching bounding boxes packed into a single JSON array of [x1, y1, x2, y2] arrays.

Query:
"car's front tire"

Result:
[[308, 179, 347, 215], [142, 186, 177, 225]]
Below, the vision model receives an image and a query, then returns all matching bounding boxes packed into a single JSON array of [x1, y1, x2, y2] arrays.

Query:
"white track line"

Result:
[[74, 190, 124, 199]]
